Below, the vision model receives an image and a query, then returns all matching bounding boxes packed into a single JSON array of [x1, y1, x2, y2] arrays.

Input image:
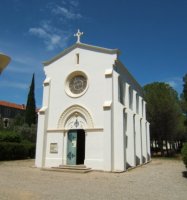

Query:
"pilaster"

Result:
[[139, 96, 143, 118], [112, 70, 126, 171], [103, 68, 113, 171], [143, 101, 146, 119], [135, 115, 142, 165], [126, 110, 136, 167], [35, 77, 51, 167], [124, 83, 130, 108], [141, 119, 148, 163], [146, 122, 151, 161], [132, 90, 137, 113]]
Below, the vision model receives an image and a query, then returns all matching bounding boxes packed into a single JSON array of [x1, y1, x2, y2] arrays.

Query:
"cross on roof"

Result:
[[74, 29, 83, 43]]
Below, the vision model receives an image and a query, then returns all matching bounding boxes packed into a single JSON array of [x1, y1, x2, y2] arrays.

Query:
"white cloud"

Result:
[[5, 55, 41, 74], [52, 6, 82, 19], [47, 34, 62, 51], [167, 81, 177, 88], [29, 22, 71, 51], [29, 28, 48, 39], [0, 80, 28, 90], [29, 0, 82, 51], [69, 0, 79, 7], [6, 65, 30, 74], [13, 55, 38, 66], [165, 77, 183, 91]]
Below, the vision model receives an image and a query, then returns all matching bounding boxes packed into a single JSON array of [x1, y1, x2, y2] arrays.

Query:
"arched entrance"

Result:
[[67, 129, 85, 165], [58, 105, 94, 166]]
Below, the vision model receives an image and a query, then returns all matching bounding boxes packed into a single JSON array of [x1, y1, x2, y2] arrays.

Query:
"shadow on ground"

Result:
[[182, 171, 187, 178]]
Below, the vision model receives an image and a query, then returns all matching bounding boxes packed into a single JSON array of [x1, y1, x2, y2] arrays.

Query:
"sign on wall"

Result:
[[50, 143, 58, 153]]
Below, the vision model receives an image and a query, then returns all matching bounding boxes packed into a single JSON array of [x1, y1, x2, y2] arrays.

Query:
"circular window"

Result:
[[69, 75, 87, 94], [65, 71, 88, 98]]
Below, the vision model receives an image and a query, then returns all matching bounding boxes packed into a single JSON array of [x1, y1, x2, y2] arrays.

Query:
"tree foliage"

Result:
[[25, 74, 37, 126], [0, 142, 35, 160], [181, 143, 187, 168], [143, 82, 184, 155], [0, 130, 22, 143], [14, 114, 25, 126], [14, 123, 37, 143], [182, 74, 187, 102], [181, 74, 187, 127]]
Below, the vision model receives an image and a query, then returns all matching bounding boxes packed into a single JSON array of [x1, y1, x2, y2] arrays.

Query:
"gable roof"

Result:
[[43, 42, 120, 66], [0, 101, 25, 110]]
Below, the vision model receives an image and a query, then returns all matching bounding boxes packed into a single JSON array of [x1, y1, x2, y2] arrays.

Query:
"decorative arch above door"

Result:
[[58, 104, 94, 129]]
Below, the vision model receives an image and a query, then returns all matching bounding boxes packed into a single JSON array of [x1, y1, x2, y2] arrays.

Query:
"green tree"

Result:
[[25, 74, 36, 126], [182, 74, 187, 102], [180, 74, 187, 143], [181, 74, 187, 127], [143, 82, 183, 156], [14, 113, 25, 126], [14, 123, 37, 143]]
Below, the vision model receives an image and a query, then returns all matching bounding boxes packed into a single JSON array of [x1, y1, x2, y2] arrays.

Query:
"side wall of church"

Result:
[[112, 63, 151, 171]]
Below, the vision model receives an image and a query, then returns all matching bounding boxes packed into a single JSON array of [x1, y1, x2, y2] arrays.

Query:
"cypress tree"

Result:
[[25, 74, 36, 126]]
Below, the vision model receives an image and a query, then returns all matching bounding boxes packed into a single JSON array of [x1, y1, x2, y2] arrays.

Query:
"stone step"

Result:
[[42, 165, 92, 173], [59, 164, 86, 169], [52, 167, 92, 173]]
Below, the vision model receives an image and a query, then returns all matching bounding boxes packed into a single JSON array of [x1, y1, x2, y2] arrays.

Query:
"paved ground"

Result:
[[0, 158, 186, 200]]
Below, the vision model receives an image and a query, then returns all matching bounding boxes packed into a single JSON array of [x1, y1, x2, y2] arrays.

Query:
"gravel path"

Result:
[[0, 158, 186, 200]]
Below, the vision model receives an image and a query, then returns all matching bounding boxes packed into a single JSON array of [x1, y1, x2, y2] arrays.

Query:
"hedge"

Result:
[[0, 131, 22, 143], [181, 143, 187, 168], [0, 142, 35, 161]]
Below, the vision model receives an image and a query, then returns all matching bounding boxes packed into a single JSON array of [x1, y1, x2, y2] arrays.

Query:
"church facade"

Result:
[[35, 31, 151, 172]]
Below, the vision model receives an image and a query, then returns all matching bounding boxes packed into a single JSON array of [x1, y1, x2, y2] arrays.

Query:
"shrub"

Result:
[[181, 143, 187, 168], [14, 123, 37, 143], [0, 142, 35, 161], [0, 131, 22, 143]]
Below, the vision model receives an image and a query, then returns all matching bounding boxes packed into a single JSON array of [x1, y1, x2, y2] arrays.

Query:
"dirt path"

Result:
[[0, 158, 186, 200]]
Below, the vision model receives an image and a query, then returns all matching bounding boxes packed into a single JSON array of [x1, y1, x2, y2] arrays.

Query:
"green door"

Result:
[[67, 130, 77, 165]]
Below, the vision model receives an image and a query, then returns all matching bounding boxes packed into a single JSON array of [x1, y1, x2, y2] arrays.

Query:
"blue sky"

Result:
[[0, 0, 187, 107]]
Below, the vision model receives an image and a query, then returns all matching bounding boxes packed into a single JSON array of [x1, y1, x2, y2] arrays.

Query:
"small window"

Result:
[[3, 118, 9, 128], [76, 53, 79, 64]]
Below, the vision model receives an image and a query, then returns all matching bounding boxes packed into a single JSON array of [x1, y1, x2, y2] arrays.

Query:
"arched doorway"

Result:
[[58, 105, 94, 166], [67, 129, 85, 165]]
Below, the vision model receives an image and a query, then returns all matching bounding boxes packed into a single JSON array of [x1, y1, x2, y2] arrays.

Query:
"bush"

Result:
[[181, 143, 187, 168], [14, 123, 37, 143], [0, 131, 22, 143], [0, 142, 35, 161]]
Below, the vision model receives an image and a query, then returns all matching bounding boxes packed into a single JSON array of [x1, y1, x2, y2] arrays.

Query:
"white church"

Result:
[[35, 30, 151, 172]]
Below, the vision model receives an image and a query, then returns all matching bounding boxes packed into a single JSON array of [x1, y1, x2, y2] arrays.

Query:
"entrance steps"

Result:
[[44, 164, 92, 173]]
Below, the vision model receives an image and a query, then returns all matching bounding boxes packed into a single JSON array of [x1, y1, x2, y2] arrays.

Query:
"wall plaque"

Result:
[[50, 143, 58, 153]]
